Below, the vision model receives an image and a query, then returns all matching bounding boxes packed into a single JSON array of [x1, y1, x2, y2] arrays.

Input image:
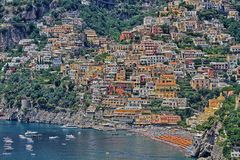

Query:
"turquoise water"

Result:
[[0, 121, 192, 160]]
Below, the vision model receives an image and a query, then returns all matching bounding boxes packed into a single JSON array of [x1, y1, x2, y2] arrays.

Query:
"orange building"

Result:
[[113, 109, 151, 117], [155, 74, 178, 98], [134, 115, 152, 125], [151, 114, 181, 125], [119, 31, 134, 41]]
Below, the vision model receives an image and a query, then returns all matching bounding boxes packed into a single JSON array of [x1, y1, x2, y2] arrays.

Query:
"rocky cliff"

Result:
[[0, 25, 27, 51], [0, 1, 54, 51], [192, 122, 226, 160], [2, 107, 94, 128]]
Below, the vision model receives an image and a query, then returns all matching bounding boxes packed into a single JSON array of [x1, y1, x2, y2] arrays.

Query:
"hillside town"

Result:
[[0, 0, 240, 159]]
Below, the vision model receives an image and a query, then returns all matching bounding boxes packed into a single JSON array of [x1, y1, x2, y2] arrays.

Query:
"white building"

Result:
[[143, 16, 156, 26], [140, 55, 167, 65]]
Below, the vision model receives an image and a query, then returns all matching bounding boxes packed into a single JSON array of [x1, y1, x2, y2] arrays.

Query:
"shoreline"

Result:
[[0, 109, 194, 158], [128, 127, 194, 157]]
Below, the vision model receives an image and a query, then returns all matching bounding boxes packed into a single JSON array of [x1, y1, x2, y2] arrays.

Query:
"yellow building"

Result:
[[154, 74, 178, 98], [84, 29, 99, 45], [115, 69, 126, 81]]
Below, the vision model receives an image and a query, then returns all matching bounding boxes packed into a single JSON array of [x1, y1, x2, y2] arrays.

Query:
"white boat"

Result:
[[3, 137, 13, 144], [4, 146, 14, 151], [19, 135, 27, 139], [25, 131, 38, 136], [2, 152, 12, 156], [26, 138, 34, 143], [66, 134, 75, 139], [61, 124, 78, 129], [49, 136, 59, 140], [26, 144, 33, 151]]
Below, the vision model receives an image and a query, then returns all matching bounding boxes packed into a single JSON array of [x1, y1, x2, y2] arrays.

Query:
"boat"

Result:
[[26, 144, 33, 151], [19, 135, 27, 139], [3, 137, 13, 144], [2, 152, 12, 156], [25, 131, 38, 136], [61, 124, 78, 129], [26, 138, 34, 143], [66, 134, 75, 139], [49, 136, 59, 140], [4, 146, 14, 151]]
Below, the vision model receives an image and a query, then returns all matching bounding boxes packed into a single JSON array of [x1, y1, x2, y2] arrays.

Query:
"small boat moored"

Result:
[[25, 131, 38, 136], [49, 136, 59, 140], [66, 134, 75, 139], [61, 124, 78, 129]]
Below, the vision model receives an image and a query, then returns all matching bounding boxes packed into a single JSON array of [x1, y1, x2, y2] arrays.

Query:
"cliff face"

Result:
[[0, 96, 93, 127], [3, 107, 94, 128], [192, 122, 226, 160], [0, 25, 27, 51], [21, 2, 54, 21], [0, 2, 53, 51]]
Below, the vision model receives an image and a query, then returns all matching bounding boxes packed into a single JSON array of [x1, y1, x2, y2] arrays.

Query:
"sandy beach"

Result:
[[129, 125, 194, 156]]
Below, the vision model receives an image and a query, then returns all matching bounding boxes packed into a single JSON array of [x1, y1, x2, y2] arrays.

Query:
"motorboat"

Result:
[[66, 134, 75, 139], [26, 138, 34, 143], [49, 136, 59, 140], [3, 137, 13, 144], [25, 131, 38, 136], [19, 135, 27, 139], [26, 144, 33, 151], [4, 146, 13, 151], [61, 124, 78, 129], [2, 152, 12, 156]]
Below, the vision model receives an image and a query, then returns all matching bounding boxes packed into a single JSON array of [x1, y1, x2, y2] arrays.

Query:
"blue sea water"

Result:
[[0, 121, 193, 160]]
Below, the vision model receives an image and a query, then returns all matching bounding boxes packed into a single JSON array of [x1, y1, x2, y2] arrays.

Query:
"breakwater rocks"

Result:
[[2, 107, 94, 128]]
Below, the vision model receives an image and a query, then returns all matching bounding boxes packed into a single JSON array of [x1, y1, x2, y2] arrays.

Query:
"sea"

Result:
[[0, 121, 193, 160]]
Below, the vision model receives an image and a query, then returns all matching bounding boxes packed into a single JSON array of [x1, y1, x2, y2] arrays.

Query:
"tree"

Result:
[[161, 24, 170, 34]]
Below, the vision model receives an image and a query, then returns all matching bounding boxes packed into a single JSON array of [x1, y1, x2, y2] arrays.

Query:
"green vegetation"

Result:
[[195, 85, 240, 158], [221, 18, 240, 43], [94, 53, 110, 63], [178, 75, 220, 111], [198, 9, 219, 21], [198, 9, 240, 43], [203, 46, 230, 55], [176, 37, 194, 49], [0, 69, 79, 111], [179, 2, 195, 11], [149, 99, 193, 121], [0, 0, 166, 43]]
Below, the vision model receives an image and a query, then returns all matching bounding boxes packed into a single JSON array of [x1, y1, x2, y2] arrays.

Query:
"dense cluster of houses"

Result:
[[59, 0, 240, 126], [0, 0, 239, 125]]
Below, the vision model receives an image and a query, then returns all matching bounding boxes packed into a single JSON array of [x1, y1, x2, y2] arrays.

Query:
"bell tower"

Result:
[[236, 94, 240, 110]]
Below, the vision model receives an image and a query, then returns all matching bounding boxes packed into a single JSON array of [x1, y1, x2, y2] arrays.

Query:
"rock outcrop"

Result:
[[0, 2, 53, 51], [21, 3, 52, 21], [3, 107, 94, 128], [192, 122, 226, 160], [0, 25, 27, 51]]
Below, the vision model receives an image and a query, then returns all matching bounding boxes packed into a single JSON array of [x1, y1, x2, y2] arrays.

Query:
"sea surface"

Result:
[[0, 121, 193, 160]]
